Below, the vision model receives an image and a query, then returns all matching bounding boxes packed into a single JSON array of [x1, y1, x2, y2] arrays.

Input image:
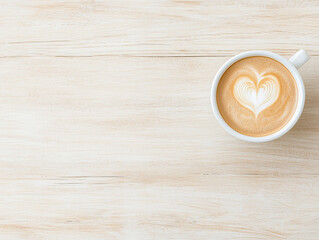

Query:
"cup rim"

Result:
[[211, 50, 305, 142]]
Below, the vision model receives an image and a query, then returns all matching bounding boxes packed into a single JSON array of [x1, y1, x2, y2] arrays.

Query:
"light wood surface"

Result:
[[1, 1, 319, 239]]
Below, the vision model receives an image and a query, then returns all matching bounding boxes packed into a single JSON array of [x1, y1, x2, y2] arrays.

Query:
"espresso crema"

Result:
[[216, 56, 298, 137]]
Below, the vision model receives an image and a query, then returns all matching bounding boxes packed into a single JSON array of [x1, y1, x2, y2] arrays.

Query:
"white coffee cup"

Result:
[[211, 50, 310, 142]]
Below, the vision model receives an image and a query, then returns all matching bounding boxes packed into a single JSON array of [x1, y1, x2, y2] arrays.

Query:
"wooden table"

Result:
[[1, 1, 319, 239]]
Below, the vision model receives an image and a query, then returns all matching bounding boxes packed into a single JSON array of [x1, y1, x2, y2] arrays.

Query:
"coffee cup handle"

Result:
[[289, 49, 310, 69]]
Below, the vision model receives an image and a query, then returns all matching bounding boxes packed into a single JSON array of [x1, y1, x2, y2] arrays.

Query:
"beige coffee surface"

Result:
[[217, 56, 298, 137]]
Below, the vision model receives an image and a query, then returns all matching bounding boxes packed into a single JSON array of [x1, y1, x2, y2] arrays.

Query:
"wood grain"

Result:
[[0, 0, 319, 57], [0, 0, 319, 239]]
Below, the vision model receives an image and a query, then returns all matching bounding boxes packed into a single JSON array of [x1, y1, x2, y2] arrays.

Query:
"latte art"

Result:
[[216, 56, 298, 137], [233, 71, 280, 117]]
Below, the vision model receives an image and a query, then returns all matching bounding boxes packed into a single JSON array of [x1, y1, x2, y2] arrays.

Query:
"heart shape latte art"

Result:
[[233, 70, 280, 117]]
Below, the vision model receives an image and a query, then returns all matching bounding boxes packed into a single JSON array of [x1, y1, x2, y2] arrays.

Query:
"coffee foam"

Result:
[[233, 68, 280, 117], [216, 57, 298, 137]]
